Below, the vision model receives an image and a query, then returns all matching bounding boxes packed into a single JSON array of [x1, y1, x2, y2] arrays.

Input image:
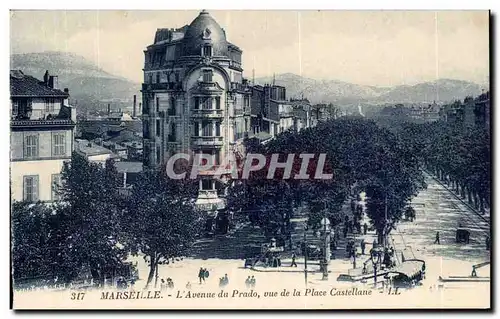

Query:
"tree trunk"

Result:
[[377, 228, 384, 247], [90, 261, 102, 287], [473, 192, 479, 209], [467, 188, 472, 204], [479, 196, 484, 213], [146, 255, 157, 288], [460, 183, 466, 199]]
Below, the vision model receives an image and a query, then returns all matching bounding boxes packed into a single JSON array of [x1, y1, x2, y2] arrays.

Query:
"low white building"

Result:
[[75, 139, 114, 164], [10, 70, 76, 202]]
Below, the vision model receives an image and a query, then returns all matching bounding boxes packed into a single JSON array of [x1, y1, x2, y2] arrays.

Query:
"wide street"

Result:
[[391, 172, 490, 265], [127, 172, 490, 292], [14, 172, 491, 309]]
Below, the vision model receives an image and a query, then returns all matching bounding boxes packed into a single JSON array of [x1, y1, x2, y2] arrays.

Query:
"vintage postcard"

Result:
[[10, 10, 491, 310]]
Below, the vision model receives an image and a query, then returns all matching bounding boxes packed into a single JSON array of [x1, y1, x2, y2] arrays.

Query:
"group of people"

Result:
[[245, 276, 257, 289], [198, 267, 209, 284], [116, 277, 133, 290], [218, 274, 229, 288], [160, 278, 174, 290]]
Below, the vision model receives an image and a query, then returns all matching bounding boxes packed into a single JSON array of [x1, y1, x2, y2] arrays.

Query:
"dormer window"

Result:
[[203, 45, 212, 57], [203, 69, 213, 83]]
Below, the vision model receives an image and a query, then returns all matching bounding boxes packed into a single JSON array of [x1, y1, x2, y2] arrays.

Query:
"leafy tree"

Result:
[[56, 152, 127, 284], [11, 201, 53, 280], [227, 116, 425, 247], [123, 168, 201, 287]]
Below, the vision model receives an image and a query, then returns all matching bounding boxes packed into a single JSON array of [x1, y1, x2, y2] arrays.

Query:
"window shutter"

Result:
[[33, 175, 39, 201], [23, 176, 27, 201]]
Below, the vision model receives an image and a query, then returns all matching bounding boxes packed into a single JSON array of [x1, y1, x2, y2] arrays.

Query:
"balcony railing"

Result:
[[198, 81, 217, 89], [11, 118, 74, 127], [142, 82, 182, 91], [230, 60, 242, 69], [230, 82, 250, 91], [191, 109, 223, 118], [198, 165, 233, 176], [191, 136, 224, 147]]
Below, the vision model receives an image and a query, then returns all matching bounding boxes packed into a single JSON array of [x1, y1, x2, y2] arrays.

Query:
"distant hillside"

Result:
[[379, 79, 484, 103], [10, 52, 141, 115], [255, 73, 484, 105], [11, 52, 485, 115]]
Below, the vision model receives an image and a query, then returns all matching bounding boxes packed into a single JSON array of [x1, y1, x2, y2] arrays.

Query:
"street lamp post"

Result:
[[291, 216, 310, 287], [321, 216, 331, 280], [371, 247, 382, 288]]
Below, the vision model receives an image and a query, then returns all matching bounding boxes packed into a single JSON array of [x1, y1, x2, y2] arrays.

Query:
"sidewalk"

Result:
[[424, 171, 490, 224]]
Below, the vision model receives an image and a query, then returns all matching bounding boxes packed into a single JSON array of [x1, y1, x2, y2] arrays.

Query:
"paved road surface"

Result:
[[391, 173, 490, 264]]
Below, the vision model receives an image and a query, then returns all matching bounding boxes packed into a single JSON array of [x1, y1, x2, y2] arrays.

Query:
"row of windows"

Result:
[[194, 96, 221, 110], [194, 121, 221, 137], [147, 71, 180, 84], [23, 174, 61, 202], [11, 99, 59, 116], [22, 133, 66, 159]]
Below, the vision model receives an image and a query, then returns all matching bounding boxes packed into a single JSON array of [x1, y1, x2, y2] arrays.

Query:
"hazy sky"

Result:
[[10, 10, 489, 87]]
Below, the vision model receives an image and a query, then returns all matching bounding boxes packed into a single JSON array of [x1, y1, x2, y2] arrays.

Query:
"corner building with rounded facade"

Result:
[[142, 10, 251, 229]]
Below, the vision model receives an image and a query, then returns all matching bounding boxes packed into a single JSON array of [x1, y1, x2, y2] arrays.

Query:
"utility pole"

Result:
[[322, 202, 328, 280], [304, 225, 308, 287]]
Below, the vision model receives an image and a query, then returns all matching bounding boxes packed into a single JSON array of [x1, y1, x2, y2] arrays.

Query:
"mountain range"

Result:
[[11, 52, 487, 115], [255, 73, 486, 105], [10, 52, 141, 115]]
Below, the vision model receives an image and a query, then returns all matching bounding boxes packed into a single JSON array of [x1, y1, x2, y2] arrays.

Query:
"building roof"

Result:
[[75, 139, 113, 157], [114, 161, 143, 173], [10, 70, 69, 97], [183, 10, 228, 57]]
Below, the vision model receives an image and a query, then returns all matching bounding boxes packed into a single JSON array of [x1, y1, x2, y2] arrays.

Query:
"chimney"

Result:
[[64, 88, 69, 94], [43, 70, 50, 84], [107, 104, 111, 115], [133, 95, 137, 117], [48, 75, 58, 89]]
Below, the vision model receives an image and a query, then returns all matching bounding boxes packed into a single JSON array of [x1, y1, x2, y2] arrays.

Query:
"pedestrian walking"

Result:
[[223, 274, 229, 286], [250, 276, 256, 289], [363, 223, 368, 235], [245, 276, 251, 288], [160, 278, 167, 290], [198, 267, 204, 284], [291, 253, 298, 267], [167, 278, 174, 289], [360, 239, 366, 255], [186, 281, 192, 290], [434, 231, 440, 245]]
